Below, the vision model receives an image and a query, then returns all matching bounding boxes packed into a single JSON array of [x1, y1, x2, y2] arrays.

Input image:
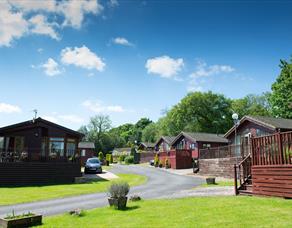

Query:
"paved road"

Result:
[[0, 165, 204, 217]]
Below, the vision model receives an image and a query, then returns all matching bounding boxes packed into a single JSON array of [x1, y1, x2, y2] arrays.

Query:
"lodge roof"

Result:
[[0, 117, 84, 137], [154, 136, 176, 147], [171, 131, 228, 145], [139, 142, 155, 148], [224, 115, 292, 138]]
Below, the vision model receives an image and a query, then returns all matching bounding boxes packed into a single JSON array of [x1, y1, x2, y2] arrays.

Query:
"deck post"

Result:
[[234, 164, 238, 195]]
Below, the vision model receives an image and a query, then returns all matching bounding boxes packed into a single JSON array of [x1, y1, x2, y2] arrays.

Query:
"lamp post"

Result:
[[232, 113, 239, 156]]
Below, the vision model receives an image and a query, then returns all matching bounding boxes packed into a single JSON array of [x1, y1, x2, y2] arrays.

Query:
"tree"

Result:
[[141, 123, 159, 143], [231, 93, 271, 118], [86, 115, 112, 153], [158, 91, 233, 135], [269, 59, 292, 118], [78, 125, 88, 141]]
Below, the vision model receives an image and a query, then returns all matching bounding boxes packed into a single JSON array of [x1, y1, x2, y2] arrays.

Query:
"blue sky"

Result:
[[0, 0, 292, 130]]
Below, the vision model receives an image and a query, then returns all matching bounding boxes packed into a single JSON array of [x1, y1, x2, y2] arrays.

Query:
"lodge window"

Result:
[[81, 149, 86, 157], [49, 137, 64, 156], [0, 137, 4, 151], [190, 143, 196, 149], [203, 144, 211, 149], [66, 138, 76, 157]]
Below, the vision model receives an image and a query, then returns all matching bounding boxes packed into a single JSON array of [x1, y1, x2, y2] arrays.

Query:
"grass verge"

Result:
[[0, 174, 147, 206], [39, 196, 292, 227]]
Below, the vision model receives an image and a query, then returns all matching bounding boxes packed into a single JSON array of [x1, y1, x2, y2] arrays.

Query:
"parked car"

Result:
[[84, 158, 102, 174]]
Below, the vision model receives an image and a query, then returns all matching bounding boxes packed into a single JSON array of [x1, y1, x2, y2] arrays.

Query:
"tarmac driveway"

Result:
[[0, 164, 204, 217]]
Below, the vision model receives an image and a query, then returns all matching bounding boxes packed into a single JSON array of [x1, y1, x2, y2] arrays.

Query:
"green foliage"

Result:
[[124, 155, 134, 164], [154, 154, 159, 167], [165, 158, 170, 168], [269, 59, 292, 118], [156, 91, 233, 135], [158, 160, 163, 168], [119, 154, 126, 162], [130, 146, 136, 156], [141, 123, 159, 143], [106, 154, 113, 164], [231, 93, 271, 118], [98, 152, 104, 161], [108, 181, 130, 198]]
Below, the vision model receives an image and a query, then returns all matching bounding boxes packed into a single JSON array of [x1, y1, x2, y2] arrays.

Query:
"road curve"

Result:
[[0, 165, 204, 217]]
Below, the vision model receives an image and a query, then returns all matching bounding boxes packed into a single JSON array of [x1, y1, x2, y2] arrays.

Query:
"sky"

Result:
[[0, 0, 292, 130]]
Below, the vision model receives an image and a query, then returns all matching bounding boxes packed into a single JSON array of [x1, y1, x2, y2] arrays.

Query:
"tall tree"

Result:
[[232, 93, 271, 118], [141, 123, 159, 143], [269, 59, 292, 118]]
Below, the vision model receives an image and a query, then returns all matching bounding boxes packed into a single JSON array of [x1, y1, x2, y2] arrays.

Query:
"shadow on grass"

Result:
[[120, 205, 140, 211]]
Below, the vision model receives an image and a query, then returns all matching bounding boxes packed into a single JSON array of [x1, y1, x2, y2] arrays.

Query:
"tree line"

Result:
[[79, 57, 292, 154]]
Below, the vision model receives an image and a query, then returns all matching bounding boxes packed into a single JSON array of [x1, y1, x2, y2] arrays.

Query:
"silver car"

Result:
[[84, 158, 102, 174]]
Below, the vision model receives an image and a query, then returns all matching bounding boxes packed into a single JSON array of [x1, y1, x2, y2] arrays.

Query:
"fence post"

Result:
[[278, 132, 284, 164]]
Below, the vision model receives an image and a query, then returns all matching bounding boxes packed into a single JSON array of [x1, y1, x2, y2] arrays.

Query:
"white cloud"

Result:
[[0, 102, 21, 113], [108, 0, 119, 7], [112, 37, 133, 46], [82, 100, 125, 113], [43, 114, 84, 124], [0, 1, 29, 47], [29, 14, 59, 40], [190, 60, 235, 79], [0, 0, 104, 46], [42, 58, 62, 76], [188, 60, 235, 92], [61, 45, 105, 71], [145, 55, 184, 78]]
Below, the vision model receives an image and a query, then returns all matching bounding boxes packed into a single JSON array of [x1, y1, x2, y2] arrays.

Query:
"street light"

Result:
[[232, 113, 239, 156]]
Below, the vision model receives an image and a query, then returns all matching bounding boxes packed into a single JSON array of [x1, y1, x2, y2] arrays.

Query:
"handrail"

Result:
[[234, 153, 252, 195]]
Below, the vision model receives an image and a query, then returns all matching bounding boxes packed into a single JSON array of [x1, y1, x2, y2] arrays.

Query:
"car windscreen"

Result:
[[88, 159, 100, 164]]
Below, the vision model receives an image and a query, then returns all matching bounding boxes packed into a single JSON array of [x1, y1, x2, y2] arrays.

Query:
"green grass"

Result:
[[0, 174, 147, 206], [39, 196, 292, 227]]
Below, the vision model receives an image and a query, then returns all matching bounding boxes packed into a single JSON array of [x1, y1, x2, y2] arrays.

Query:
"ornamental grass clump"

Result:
[[107, 181, 130, 210]]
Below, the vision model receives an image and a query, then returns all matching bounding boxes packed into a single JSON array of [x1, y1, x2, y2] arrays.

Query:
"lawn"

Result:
[[39, 196, 292, 227], [199, 180, 235, 188], [0, 174, 146, 206]]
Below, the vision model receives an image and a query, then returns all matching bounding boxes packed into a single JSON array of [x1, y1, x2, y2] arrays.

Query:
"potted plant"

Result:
[[158, 160, 163, 168], [0, 211, 42, 228], [165, 158, 170, 169], [107, 181, 130, 210], [154, 154, 159, 167], [206, 177, 216, 185]]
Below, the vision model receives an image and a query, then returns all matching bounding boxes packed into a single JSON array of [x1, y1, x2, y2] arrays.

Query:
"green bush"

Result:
[[98, 152, 104, 162], [106, 154, 113, 164], [119, 154, 126, 162], [158, 160, 163, 168], [154, 154, 159, 167], [124, 155, 134, 164], [108, 181, 130, 198], [165, 158, 170, 169]]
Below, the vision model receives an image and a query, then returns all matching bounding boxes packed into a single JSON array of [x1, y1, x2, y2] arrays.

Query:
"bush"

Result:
[[106, 154, 113, 164], [98, 152, 104, 162], [119, 154, 126, 162], [129, 195, 142, 201], [108, 181, 130, 198], [124, 155, 134, 164], [165, 158, 170, 168], [130, 146, 136, 156], [158, 160, 163, 168], [154, 153, 159, 167]]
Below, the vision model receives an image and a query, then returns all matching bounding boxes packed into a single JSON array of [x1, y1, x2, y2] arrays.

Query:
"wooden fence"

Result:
[[251, 131, 292, 166], [200, 144, 249, 159]]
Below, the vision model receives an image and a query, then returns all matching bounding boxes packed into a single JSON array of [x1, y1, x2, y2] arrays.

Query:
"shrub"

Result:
[[165, 158, 170, 168], [125, 155, 134, 164], [130, 146, 136, 156], [108, 181, 130, 198], [69, 209, 86, 217], [158, 160, 163, 168], [98, 152, 104, 162], [119, 154, 126, 162], [106, 153, 113, 164], [154, 153, 159, 167]]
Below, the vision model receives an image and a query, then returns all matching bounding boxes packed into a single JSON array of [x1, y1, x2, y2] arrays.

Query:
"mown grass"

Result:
[[199, 180, 235, 187], [0, 174, 147, 206], [39, 196, 292, 227]]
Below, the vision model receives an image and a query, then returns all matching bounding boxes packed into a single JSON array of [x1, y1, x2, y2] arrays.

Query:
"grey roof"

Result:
[[140, 142, 155, 148], [154, 136, 176, 147], [78, 142, 95, 149], [112, 147, 132, 153], [172, 131, 228, 145], [224, 115, 292, 137]]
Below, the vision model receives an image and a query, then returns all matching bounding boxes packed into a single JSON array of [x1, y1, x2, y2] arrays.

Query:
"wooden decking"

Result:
[[0, 161, 81, 186], [236, 131, 292, 198]]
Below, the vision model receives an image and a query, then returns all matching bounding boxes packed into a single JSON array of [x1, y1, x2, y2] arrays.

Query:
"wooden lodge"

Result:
[[0, 118, 83, 186]]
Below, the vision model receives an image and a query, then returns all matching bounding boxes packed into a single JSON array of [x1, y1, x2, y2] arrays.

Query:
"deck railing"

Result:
[[0, 148, 80, 163], [251, 131, 292, 166], [234, 153, 251, 195], [200, 144, 250, 159]]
